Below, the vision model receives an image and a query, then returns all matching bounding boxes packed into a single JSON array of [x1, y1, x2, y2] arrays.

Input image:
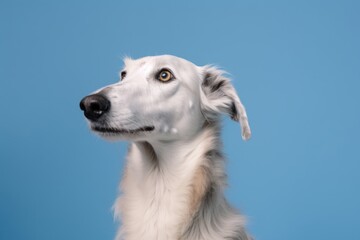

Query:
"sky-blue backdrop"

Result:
[[1, 1, 359, 239]]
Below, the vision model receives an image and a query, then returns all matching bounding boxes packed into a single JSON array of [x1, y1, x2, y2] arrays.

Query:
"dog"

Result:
[[80, 55, 252, 240]]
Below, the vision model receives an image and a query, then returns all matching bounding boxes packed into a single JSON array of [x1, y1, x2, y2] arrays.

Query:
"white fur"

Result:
[[82, 55, 252, 239]]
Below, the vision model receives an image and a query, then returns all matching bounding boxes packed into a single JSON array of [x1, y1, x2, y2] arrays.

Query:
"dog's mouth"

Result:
[[91, 125, 155, 134]]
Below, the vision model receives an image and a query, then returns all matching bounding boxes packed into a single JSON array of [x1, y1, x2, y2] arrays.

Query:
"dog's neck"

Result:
[[143, 128, 219, 178], [115, 123, 228, 240]]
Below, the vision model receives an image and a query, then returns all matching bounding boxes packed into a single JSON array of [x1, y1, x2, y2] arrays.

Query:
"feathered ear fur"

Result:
[[200, 66, 251, 140]]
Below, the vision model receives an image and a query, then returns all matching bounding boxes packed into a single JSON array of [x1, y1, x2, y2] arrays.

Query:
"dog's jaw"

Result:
[[92, 125, 155, 134], [89, 124, 155, 141]]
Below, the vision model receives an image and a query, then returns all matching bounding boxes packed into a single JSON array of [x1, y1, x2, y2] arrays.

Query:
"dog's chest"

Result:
[[119, 168, 191, 240]]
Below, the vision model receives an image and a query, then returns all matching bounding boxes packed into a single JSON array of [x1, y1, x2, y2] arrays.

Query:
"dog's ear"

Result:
[[200, 66, 251, 140]]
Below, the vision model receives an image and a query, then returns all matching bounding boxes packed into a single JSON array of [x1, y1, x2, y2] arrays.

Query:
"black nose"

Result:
[[79, 94, 111, 121]]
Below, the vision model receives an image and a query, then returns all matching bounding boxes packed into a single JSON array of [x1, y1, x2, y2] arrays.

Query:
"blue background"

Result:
[[1, 1, 359, 239]]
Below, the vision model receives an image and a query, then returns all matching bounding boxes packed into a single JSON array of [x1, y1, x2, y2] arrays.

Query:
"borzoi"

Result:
[[80, 55, 252, 240]]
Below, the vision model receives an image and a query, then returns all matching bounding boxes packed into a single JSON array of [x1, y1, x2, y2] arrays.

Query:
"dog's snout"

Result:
[[80, 94, 111, 121]]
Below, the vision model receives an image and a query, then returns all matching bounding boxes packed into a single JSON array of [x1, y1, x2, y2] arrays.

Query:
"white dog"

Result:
[[80, 55, 252, 240]]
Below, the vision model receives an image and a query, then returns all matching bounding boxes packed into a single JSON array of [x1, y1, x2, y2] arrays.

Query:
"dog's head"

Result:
[[80, 55, 251, 142]]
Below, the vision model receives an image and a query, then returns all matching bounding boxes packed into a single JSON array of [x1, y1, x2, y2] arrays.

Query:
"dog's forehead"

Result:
[[124, 55, 199, 73]]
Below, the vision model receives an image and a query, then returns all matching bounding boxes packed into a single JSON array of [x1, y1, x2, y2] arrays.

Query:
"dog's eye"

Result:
[[157, 69, 174, 82], [121, 71, 127, 80]]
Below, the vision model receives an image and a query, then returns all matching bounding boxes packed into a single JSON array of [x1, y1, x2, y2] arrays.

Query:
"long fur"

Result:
[[80, 55, 252, 240]]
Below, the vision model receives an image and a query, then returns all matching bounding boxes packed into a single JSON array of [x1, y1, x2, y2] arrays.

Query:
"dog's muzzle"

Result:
[[80, 94, 110, 121]]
